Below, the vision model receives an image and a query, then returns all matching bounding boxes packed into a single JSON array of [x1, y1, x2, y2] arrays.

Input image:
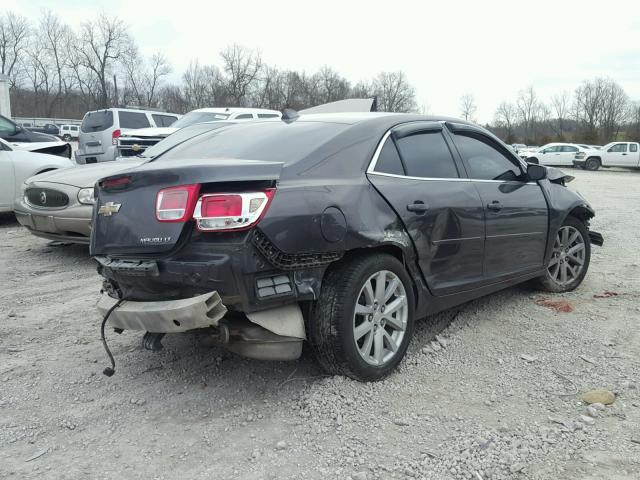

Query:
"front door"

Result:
[[604, 143, 628, 166], [448, 127, 548, 280], [0, 149, 15, 210], [367, 123, 485, 295]]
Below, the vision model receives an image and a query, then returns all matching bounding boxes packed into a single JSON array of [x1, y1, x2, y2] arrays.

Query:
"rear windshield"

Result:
[[156, 121, 349, 164], [143, 122, 232, 158], [171, 111, 230, 128], [81, 111, 114, 133]]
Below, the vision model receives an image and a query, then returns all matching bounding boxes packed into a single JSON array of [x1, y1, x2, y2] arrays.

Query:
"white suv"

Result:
[[76, 108, 180, 164], [117, 107, 281, 158]]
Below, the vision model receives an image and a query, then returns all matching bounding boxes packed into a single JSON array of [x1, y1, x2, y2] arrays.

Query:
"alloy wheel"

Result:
[[352, 270, 408, 366], [548, 226, 586, 286]]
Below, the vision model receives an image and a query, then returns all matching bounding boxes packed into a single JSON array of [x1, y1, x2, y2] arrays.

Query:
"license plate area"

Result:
[[95, 256, 160, 276], [32, 215, 56, 233]]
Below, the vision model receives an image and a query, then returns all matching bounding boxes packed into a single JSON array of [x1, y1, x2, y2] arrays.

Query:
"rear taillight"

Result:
[[193, 189, 275, 232], [156, 184, 200, 222], [112, 129, 121, 145]]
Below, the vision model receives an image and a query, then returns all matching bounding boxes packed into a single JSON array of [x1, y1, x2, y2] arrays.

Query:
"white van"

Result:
[[59, 124, 80, 141], [76, 108, 180, 164]]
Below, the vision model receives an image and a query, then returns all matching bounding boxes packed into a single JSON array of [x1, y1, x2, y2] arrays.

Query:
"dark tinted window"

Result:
[[81, 111, 114, 132], [455, 134, 523, 181], [152, 114, 178, 127], [631, 143, 638, 152], [258, 113, 279, 118], [118, 111, 151, 129], [395, 132, 458, 178], [235, 114, 254, 119], [0, 115, 16, 134], [156, 121, 348, 165], [374, 138, 405, 175]]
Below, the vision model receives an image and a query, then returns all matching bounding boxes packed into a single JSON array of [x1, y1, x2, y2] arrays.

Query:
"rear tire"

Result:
[[534, 216, 591, 293], [585, 157, 600, 171], [309, 253, 415, 381], [63, 134, 71, 141]]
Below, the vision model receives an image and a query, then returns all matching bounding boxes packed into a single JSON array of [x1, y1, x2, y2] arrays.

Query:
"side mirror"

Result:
[[527, 163, 547, 181]]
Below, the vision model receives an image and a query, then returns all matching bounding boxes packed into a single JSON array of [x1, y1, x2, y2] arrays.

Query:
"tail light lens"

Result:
[[194, 189, 275, 231], [112, 129, 121, 145], [156, 184, 200, 222]]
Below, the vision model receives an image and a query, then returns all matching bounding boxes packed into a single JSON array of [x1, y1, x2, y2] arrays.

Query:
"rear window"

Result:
[[81, 111, 114, 133], [143, 122, 232, 158], [156, 121, 348, 164], [171, 112, 230, 128], [152, 114, 178, 127], [118, 111, 151, 129]]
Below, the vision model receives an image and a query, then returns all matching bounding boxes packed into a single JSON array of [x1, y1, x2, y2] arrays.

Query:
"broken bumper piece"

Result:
[[97, 291, 227, 333]]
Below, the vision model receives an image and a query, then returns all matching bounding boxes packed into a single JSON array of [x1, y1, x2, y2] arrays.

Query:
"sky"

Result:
[[4, 0, 640, 122]]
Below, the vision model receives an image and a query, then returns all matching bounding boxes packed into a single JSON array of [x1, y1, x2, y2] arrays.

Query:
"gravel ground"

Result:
[[1, 168, 639, 480]]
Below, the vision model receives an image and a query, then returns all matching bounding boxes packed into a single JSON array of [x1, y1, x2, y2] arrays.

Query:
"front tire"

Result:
[[534, 216, 591, 293], [309, 253, 415, 381], [585, 157, 600, 171]]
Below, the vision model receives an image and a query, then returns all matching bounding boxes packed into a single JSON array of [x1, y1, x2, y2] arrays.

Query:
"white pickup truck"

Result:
[[573, 141, 640, 170]]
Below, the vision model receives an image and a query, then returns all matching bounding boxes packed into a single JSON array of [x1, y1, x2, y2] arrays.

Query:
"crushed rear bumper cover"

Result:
[[97, 291, 227, 333], [588, 230, 604, 247]]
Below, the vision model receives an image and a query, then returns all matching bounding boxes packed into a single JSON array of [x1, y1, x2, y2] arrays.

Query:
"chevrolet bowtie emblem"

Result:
[[98, 202, 122, 216]]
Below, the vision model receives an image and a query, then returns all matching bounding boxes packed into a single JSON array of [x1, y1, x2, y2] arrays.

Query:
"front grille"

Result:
[[25, 188, 69, 208]]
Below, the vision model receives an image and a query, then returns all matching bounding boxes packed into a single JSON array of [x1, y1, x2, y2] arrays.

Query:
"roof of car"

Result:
[[192, 107, 281, 115]]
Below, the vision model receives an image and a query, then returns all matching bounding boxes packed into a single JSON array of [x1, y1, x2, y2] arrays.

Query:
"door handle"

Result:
[[622, 153, 627, 155], [406, 201, 428, 214], [487, 201, 503, 212]]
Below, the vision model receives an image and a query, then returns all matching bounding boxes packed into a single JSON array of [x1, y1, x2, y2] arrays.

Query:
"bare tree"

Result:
[[572, 78, 606, 142], [78, 13, 135, 108], [314, 66, 350, 104], [220, 44, 262, 106], [516, 86, 540, 142], [123, 52, 171, 107], [0, 12, 30, 88], [371, 71, 416, 113], [600, 79, 629, 141], [550, 92, 570, 140], [494, 101, 517, 143], [460, 94, 477, 122]]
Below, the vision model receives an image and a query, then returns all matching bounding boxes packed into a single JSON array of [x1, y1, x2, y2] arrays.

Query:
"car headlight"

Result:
[[575, 152, 586, 159], [77, 188, 96, 205]]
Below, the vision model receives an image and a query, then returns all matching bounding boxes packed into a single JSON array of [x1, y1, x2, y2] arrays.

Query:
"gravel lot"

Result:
[[1, 168, 639, 480]]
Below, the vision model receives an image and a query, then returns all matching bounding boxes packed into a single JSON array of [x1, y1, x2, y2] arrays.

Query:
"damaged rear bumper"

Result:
[[97, 291, 227, 333], [97, 292, 306, 361]]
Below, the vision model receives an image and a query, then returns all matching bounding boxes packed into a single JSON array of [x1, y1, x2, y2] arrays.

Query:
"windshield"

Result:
[[142, 122, 233, 159], [81, 111, 114, 133], [171, 111, 230, 128], [156, 121, 349, 165]]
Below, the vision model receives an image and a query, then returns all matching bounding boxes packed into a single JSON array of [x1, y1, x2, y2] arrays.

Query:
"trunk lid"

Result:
[[90, 158, 283, 256]]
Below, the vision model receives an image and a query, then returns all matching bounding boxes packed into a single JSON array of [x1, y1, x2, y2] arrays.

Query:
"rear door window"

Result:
[[395, 132, 459, 178], [81, 111, 114, 133], [258, 113, 279, 118], [560, 146, 578, 152], [152, 114, 178, 127], [118, 111, 151, 129], [631, 144, 638, 152], [374, 138, 405, 176], [235, 114, 254, 119], [454, 133, 524, 181]]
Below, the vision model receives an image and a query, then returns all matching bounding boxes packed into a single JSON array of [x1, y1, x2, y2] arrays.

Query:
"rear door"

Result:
[[0, 145, 15, 210], [80, 111, 114, 155], [539, 145, 561, 165], [559, 145, 579, 165], [448, 125, 548, 280], [367, 122, 485, 295]]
